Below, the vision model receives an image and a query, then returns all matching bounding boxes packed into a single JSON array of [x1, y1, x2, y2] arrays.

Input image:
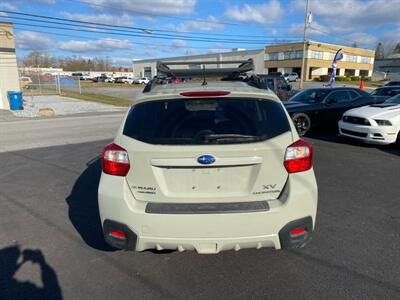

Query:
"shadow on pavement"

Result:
[[0, 245, 62, 299], [66, 158, 114, 252], [306, 129, 400, 156]]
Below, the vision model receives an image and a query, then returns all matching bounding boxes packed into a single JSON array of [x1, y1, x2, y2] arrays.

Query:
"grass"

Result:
[[79, 81, 143, 89], [62, 92, 132, 107]]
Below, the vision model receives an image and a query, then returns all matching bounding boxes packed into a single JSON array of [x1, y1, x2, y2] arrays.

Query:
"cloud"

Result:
[[168, 16, 224, 32], [15, 31, 54, 50], [343, 32, 377, 47], [225, 0, 283, 24], [0, 2, 18, 10], [90, 0, 196, 16], [170, 39, 187, 48], [292, 0, 400, 32], [111, 57, 134, 66], [58, 38, 133, 53], [62, 12, 134, 26]]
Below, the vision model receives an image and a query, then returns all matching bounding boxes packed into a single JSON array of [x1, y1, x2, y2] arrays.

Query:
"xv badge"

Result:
[[263, 184, 277, 190]]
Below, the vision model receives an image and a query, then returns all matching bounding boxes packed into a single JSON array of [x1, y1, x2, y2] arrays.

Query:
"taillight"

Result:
[[180, 91, 230, 97], [101, 143, 130, 176], [284, 139, 313, 173]]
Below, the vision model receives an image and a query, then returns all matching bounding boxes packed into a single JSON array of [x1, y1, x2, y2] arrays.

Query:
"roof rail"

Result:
[[156, 59, 254, 77], [142, 59, 255, 93]]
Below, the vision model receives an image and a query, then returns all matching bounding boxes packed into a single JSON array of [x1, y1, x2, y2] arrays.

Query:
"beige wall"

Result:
[[0, 22, 20, 110]]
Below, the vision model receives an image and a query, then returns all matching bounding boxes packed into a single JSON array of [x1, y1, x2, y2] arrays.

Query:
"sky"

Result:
[[1, 0, 399, 66]]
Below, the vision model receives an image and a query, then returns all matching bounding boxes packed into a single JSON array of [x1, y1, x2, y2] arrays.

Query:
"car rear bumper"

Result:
[[98, 170, 318, 253], [338, 121, 397, 145]]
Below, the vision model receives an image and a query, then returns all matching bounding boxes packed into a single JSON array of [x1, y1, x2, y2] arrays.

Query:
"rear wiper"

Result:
[[203, 134, 261, 142]]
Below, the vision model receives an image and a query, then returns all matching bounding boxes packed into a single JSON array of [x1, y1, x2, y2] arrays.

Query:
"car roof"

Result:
[[376, 85, 400, 89], [305, 87, 361, 91], [135, 81, 279, 104]]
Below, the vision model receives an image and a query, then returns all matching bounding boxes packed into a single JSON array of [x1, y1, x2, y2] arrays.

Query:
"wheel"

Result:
[[292, 113, 311, 136]]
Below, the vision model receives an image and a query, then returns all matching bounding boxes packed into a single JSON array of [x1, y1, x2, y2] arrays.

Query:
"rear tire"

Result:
[[292, 113, 311, 136]]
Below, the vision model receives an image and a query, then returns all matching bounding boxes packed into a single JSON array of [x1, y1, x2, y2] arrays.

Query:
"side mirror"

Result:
[[326, 98, 337, 104]]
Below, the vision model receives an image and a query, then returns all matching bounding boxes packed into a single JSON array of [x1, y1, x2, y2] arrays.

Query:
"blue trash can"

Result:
[[7, 91, 23, 110]]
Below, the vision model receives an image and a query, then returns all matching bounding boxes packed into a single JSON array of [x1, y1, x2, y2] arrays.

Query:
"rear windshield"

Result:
[[123, 98, 290, 145]]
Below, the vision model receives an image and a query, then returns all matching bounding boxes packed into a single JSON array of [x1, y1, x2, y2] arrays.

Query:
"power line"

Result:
[[1, 14, 299, 44], [6, 20, 300, 46], [12, 27, 247, 50], [1, 10, 302, 40]]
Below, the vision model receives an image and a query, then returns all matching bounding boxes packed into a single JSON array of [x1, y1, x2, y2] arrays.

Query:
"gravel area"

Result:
[[12, 95, 127, 118]]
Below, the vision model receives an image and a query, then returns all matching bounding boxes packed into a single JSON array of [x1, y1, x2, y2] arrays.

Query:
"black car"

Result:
[[370, 86, 400, 101], [384, 81, 400, 86], [284, 87, 383, 136]]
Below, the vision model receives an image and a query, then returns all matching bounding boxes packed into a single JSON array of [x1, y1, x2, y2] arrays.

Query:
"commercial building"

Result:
[[132, 41, 375, 80], [0, 22, 20, 110], [132, 48, 265, 78], [374, 54, 400, 74], [265, 41, 375, 79]]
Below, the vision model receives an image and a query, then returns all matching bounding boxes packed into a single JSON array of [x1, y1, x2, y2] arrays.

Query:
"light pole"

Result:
[[299, 0, 310, 90]]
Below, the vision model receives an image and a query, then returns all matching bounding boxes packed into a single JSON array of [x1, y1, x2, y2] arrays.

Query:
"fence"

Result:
[[19, 71, 81, 98]]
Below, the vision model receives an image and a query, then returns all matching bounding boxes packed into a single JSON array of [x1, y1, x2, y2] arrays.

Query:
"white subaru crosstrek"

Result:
[[98, 81, 318, 254]]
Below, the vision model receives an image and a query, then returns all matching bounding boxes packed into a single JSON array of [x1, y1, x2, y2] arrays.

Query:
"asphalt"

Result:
[[0, 114, 399, 299]]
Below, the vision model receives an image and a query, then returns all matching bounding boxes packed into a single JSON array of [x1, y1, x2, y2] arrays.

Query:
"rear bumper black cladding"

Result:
[[279, 216, 313, 249], [103, 220, 137, 250]]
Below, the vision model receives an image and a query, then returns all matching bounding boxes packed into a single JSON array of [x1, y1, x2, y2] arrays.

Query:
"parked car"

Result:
[[20, 76, 32, 88], [133, 77, 150, 84], [114, 76, 128, 84], [248, 74, 293, 101], [384, 81, 400, 86], [92, 74, 108, 82], [339, 94, 400, 145], [284, 72, 299, 82], [105, 77, 115, 83], [98, 80, 317, 253], [284, 87, 383, 136], [370, 86, 400, 101]]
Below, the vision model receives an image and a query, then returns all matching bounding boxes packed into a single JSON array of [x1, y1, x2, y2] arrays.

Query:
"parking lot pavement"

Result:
[[0, 112, 125, 152], [0, 128, 399, 299]]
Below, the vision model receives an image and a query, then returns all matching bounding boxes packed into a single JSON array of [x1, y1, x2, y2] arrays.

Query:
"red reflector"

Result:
[[110, 230, 126, 239], [290, 228, 306, 236], [101, 143, 130, 176], [180, 91, 230, 97], [284, 139, 313, 173]]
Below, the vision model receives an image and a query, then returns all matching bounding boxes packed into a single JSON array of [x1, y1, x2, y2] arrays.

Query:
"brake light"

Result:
[[180, 91, 230, 97], [101, 143, 130, 176], [284, 139, 313, 173]]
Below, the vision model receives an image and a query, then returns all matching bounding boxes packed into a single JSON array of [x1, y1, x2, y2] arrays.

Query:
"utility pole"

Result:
[[300, 0, 309, 90]]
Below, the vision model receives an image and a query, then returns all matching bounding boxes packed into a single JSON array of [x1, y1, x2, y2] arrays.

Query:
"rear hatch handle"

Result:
[[151, 156, 262, 167]]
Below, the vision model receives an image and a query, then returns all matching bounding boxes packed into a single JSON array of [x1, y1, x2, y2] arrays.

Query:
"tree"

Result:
[[375, 42, 384, 59], [351, 42, 358, 48], [393, 43, 400, 54]]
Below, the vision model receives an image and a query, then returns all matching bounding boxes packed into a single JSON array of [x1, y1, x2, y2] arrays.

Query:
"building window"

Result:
[[345, 69, 355, 76], [345, 55, 357, 62], [284, 51, 301, 59], [310, 51, 323, 59], [268, 52, 279, 61], [359, 70, 369, 77], [189, 64, 201, 69], [360, 57, 370, 64]]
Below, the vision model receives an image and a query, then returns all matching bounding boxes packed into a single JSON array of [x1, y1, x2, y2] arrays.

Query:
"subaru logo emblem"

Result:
[[197, 155, 216, 165]]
